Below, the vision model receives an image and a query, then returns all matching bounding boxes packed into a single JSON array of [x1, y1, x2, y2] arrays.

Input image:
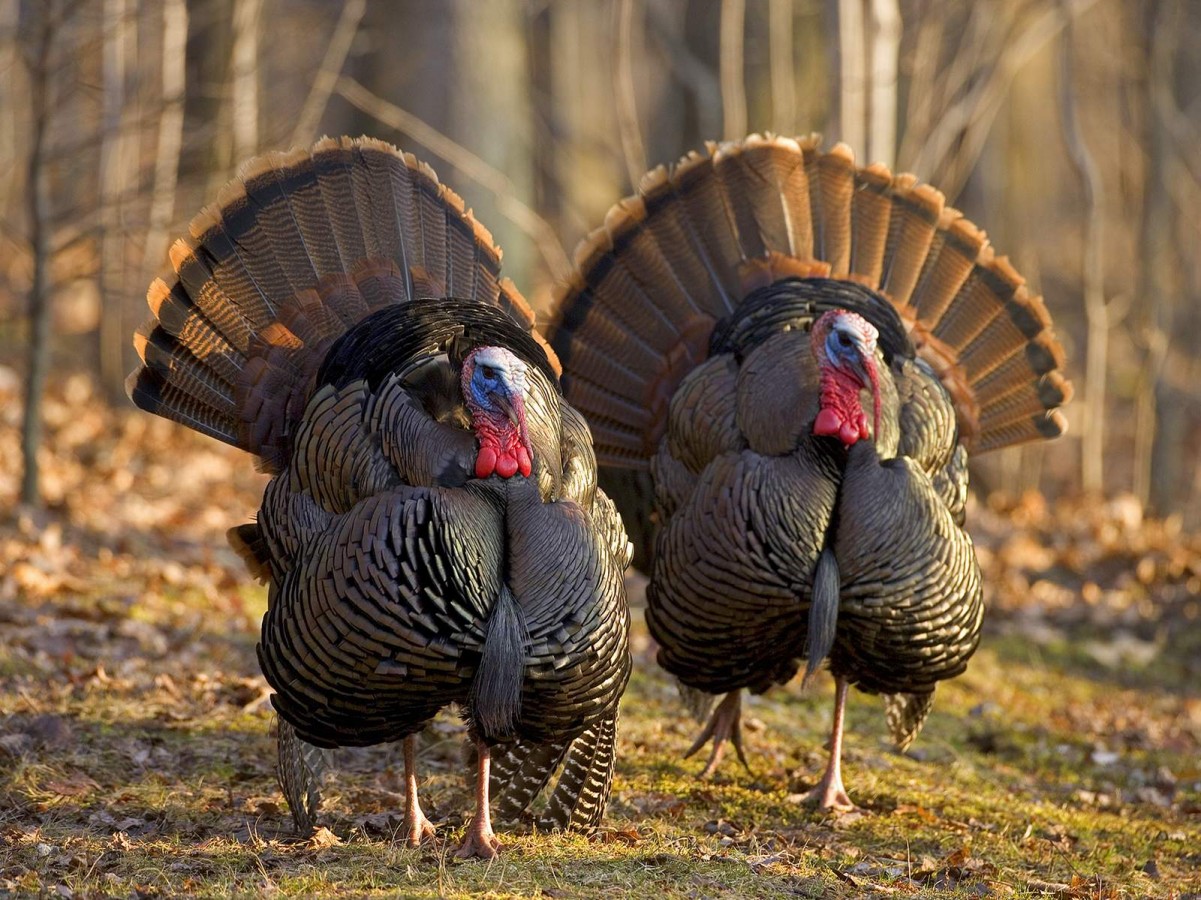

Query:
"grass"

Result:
[[2, 587, 1199, 899]]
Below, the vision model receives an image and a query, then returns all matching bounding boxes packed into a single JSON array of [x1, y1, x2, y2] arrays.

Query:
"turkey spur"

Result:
[[546, 135, 1070, 810], [127, 137, 632, 858]]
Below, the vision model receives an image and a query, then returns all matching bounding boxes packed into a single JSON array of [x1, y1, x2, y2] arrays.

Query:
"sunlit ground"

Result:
[[2, 376, 1198, 898]]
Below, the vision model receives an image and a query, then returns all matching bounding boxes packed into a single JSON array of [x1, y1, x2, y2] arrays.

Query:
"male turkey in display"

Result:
[[127, 136, 631, 857], [546, 134, 1070, 811]]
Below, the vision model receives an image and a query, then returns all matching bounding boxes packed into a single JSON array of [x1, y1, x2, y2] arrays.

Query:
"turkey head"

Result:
[[811, 309, 881, 447], [462, 346, 533, 479]]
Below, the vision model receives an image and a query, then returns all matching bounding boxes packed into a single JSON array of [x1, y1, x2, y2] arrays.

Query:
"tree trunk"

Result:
[[866, 0, 899, 166], [139, 0, 187, 287], [184, 0, 232, 179], [229, 0, 261, 162], [20, 7, 54, 509], [719, 0, 746, 140], [1058, 10, 1106, 496], [837, 0, 866, 157], [768, 0, 795, 135], [0, 0, 18, 214], [97, 0, 137, 399], [1136, 0, 1176, 513]]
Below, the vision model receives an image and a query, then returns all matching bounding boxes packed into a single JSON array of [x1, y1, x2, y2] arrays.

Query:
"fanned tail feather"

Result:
[[546, 134, 1071, 468], [128, 136, 554, 471]]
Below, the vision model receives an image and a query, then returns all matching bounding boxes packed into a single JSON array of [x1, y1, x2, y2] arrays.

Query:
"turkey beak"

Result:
[[845, 348, 874, 391], [847, 354, 872, 388], [488, 390, 521, 427]]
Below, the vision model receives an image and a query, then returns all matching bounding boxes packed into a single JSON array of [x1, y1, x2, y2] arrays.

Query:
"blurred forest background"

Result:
[[0, 0, 1199, 517], [3, 3, 1201, 895]]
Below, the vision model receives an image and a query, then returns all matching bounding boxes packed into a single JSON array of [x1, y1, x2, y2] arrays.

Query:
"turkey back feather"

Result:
[[546, 134, 1071, 466], [127, 136, 559, 473]]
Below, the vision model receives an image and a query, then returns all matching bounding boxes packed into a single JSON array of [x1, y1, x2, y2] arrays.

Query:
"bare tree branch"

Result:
[[613, 0, 646, 188], [289, 0, 365, 147], [335, 75, 571, 282], [913, 0, 1100, 197]]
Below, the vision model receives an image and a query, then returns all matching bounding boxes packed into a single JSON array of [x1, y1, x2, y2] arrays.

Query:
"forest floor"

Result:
[[2, 373, 1200, 899]]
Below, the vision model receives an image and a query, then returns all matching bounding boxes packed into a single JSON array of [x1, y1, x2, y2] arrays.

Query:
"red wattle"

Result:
[[495, 454, 518, 478], [516, 446, 532, 477], [475, 446, 498, 478], [840, 420, 860, 445], [813, 408, 844, 438]]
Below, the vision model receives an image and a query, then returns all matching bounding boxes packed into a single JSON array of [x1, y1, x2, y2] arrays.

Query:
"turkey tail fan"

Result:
[[545, 134, 1071, 467], [127, 135, 557, 472]]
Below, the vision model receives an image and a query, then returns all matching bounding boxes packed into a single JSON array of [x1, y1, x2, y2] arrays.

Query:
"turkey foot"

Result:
[[402, 735, 436, 848], [404, 803, 437, 848], [456, 739, 500, 859], [806, 762, 855, 812], [684, 691, 750, 778], [807, 677, 856, 812], [455, 816, 500, 860]]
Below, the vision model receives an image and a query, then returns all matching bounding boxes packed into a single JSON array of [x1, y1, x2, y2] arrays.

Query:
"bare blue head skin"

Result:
[[460, 346, 532, 479], [823, 314, 878, 388]]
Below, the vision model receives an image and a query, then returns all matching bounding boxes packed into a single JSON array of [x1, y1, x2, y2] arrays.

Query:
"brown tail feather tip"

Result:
[[168, 235, 198, 273], [146, 278, 172, 318], [1041, 371, 1073, 406]]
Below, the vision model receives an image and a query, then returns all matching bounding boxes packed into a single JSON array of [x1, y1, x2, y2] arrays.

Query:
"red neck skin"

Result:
[[813, 363, 880, 447], [471, 408, 532, 480]]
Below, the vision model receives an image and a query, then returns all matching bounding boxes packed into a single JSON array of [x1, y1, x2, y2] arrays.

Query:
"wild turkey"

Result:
[[126, 136, 632, 856], [545, 134, 1070, 810]]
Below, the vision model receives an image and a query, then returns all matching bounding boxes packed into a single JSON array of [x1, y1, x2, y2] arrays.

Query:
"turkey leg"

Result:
[[807, 676, 856, 811], [456, 738, 500, 859], [402, 735, 436, 847], [684, 690, 751, 778]]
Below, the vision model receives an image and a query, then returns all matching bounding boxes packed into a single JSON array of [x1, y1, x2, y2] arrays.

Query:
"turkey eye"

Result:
[[837, 331, 853, 348], [480, 365, 496, 380]]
